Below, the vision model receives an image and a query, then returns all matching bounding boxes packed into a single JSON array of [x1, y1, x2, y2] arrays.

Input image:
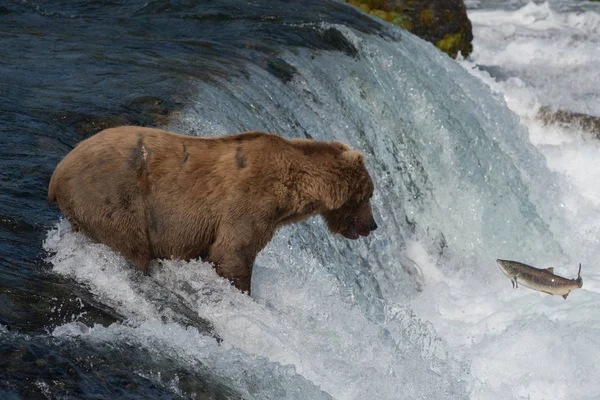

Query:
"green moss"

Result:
[[392, 14, 413, 31], [400, 20, 414, 30], [370, 9, 390, 20], [436, 31, 472, 58], [419, 9, 434, 26]]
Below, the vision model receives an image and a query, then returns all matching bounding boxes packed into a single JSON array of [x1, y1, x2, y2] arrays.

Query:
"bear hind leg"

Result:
[[79, 212, 153, 276], [57, 199, 82, 233], [65, 214, 81, 233]]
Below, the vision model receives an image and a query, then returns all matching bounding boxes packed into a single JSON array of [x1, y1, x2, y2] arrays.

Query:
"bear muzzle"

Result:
[[344, 219, 377, 240], [357, 220, 377, 237]]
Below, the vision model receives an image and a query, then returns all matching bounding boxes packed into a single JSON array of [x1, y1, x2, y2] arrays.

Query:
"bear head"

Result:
[[322, 150, 377, 240]]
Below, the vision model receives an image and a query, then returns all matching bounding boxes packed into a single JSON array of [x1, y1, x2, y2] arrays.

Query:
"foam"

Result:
[[44, 221, 467, 399]]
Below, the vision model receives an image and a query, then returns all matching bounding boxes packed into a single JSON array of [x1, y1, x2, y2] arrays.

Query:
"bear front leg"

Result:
[[130, 251, 151, 276], [208, 241, 260, 295], [228, 273, 252, 294], [208, 216, 276, 295], [208, 245, 256, 294]]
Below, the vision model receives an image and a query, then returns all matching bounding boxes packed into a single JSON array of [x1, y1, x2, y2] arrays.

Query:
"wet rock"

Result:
[[52, 95, 185, 140], [537, 106, 600, 138], [125, 95, 184, 127], [52, 111, 132, 139], [263, 57, 299, 82], [0, 334, 239, 399], [318, 27, 360, 58], [342, 0, 473, 58], [0, 277, 121, 335], [35, 358, 49, 367]]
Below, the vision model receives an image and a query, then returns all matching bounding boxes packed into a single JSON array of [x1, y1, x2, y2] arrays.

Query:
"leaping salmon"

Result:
[[496, 259, 583, 300]]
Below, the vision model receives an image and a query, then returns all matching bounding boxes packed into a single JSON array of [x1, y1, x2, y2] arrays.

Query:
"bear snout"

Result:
[[350, 203, 377, 238], [344, 230, 360, 240], [355, 219, 376, 237]]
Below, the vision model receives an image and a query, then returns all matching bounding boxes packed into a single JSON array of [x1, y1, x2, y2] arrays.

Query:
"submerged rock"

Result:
[[52, 95, 185, 139], [342, 0, 473, 58]]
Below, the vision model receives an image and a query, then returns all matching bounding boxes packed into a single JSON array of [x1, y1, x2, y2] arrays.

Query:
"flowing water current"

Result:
[[2, 0, 599, 399]]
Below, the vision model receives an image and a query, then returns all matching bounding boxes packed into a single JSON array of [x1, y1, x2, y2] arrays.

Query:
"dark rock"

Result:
[[318, 27, 360, 58], [53, 111, 132, 139], [52, 95, 185, 140], [125, 95, 184, 127]]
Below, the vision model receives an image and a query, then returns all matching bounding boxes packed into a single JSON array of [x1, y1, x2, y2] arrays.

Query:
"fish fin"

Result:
[[541, 290, 553, 295], [546, 267, 554, 273], [514, 276, 518, 289], [578, 263, 582, 278], [511, 279, 515, 289], [562, 293, 569, 300]]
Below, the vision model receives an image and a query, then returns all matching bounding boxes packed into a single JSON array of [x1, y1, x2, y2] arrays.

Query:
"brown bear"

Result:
[[48, 126, 377, 294]]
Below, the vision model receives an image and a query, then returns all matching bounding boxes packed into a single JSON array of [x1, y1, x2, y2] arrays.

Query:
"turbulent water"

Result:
[[2, 0, 600, 399]]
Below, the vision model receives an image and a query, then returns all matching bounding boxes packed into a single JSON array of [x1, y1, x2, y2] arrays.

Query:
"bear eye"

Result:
[[345, 199, 360, 207]]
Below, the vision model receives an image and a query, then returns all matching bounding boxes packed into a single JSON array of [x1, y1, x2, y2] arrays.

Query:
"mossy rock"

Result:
[[342, 0, 473, 58]]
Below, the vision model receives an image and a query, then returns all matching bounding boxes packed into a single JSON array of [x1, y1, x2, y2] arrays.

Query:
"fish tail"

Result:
[[577, 263, 584, 288]]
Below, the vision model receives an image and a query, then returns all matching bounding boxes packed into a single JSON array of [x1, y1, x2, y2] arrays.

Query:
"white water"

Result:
[[432, 1, 600, 399], [44, 2, 600, 399]]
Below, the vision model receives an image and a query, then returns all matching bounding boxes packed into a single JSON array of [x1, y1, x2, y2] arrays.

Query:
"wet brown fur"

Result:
[[48, 126, 376, 294]]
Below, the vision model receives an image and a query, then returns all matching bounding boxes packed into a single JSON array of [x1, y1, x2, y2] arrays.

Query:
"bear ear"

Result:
[[341, 150, 365, 167]]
